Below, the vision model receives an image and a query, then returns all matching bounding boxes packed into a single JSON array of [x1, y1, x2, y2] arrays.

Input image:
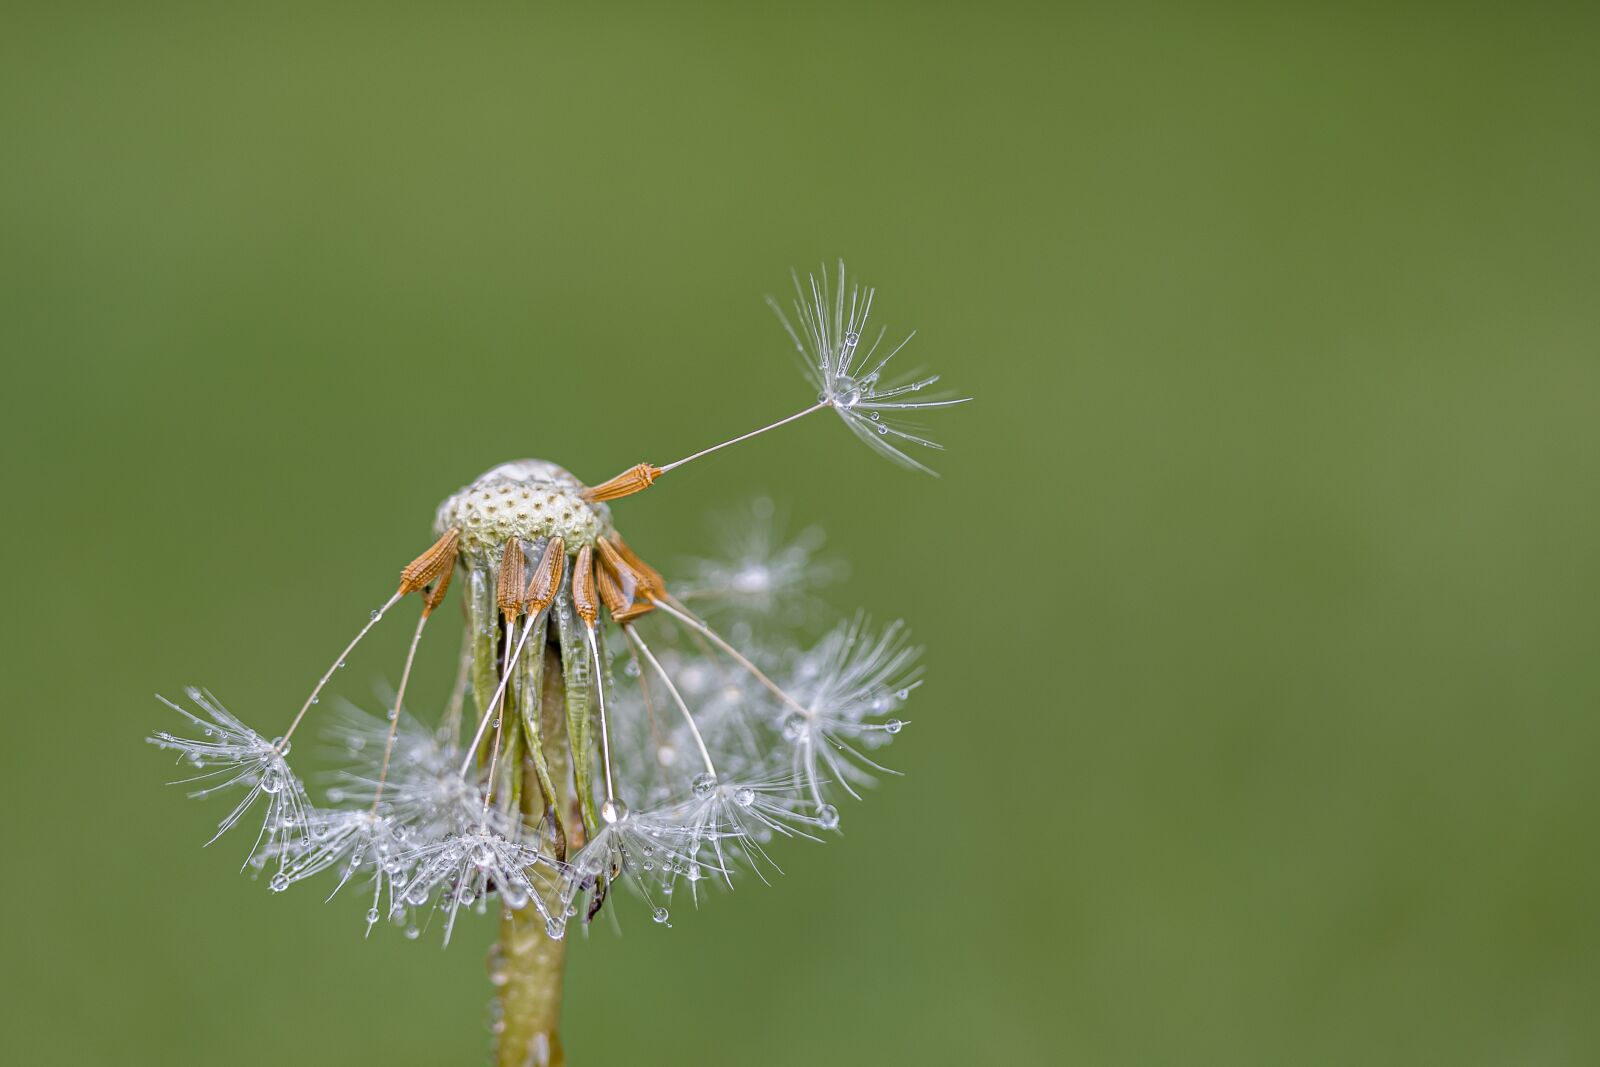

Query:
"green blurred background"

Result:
[[3, 2, 1598, 1064]]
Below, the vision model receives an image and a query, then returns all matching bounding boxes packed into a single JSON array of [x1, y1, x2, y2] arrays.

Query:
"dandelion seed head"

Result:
[[151, 264, 953, 978], [435, 459, 612, 556]]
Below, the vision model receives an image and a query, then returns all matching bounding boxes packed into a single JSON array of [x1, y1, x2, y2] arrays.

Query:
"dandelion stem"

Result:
[[495, 641, 569, 1067], [656, 401, 828, 474]]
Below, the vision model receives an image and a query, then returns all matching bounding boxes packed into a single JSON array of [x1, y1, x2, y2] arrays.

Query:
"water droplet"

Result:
[[370, 609, 383, 622], [404, 926, 420, 940], [269, 872, 289, 892], [877, 424, 889, 435], [896, 689, 910, 700], [310, 697, 319, 705], [337, 660, 347, 669], [601, 798, 628, 824], [830, 375, 862, 409], [817, 805, 840, 830], [686, 863, 702, 882], [366, 908, 380, 925], [885, 718, 903, 734], [734, 787, 755, 807], [691, 772, 717, 798], [781, 712, 807, 741], [652, 907, 670, 924], [260, 771, 282, 795], [474, 844, 495, 866], [844, 331, 860, 346]]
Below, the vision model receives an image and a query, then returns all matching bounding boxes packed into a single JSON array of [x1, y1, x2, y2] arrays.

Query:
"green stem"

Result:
[[494, 640, 571, 1066]]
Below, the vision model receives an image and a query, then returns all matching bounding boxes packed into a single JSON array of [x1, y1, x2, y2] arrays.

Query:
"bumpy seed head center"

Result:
[[434, 459, 611, 556]]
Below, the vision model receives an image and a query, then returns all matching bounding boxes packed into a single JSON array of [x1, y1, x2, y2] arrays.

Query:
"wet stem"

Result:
[[493, 640, 572, 1067]]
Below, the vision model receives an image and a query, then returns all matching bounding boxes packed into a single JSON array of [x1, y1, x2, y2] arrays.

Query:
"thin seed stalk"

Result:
[[495, 640, 571, 1066]]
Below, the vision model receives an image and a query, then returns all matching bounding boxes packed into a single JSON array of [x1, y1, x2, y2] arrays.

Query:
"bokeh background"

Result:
[[3, 3, 1598, 1064]]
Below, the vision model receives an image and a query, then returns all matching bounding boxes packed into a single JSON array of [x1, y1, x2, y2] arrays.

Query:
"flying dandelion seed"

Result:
[[148, 263, 967, 1065]]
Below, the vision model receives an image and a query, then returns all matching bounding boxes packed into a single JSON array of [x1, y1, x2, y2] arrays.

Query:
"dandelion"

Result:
[[148, 264, 964, 1065]]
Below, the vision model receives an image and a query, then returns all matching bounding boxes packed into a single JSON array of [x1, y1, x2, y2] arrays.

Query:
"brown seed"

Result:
[[572, 545, 598, 627], [610, 533, 667, 600], [421, 553, 456, 617], [496, 538, 527, 621], [525, 536, 567, 616], [399, 528, 460, 596], [582, 462, 662, 503]]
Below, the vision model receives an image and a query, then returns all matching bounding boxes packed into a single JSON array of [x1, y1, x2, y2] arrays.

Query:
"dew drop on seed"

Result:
[[886, 719, 903, 734], [269, 873, 289, 892], [734, 787, 755, 807], [601, 798, 628, 824], [897, 689, 910, 700], [366, 908, 380, 925], [877, 424, 889, 435], [686, 863, 702, 882], [404, 926, 420, 940], [818, 805, 841, 830], [371, 609, 383, 622], [691, 772, 716, 798], [337, 660, 347, 669], [652, 907, 669, 924]]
